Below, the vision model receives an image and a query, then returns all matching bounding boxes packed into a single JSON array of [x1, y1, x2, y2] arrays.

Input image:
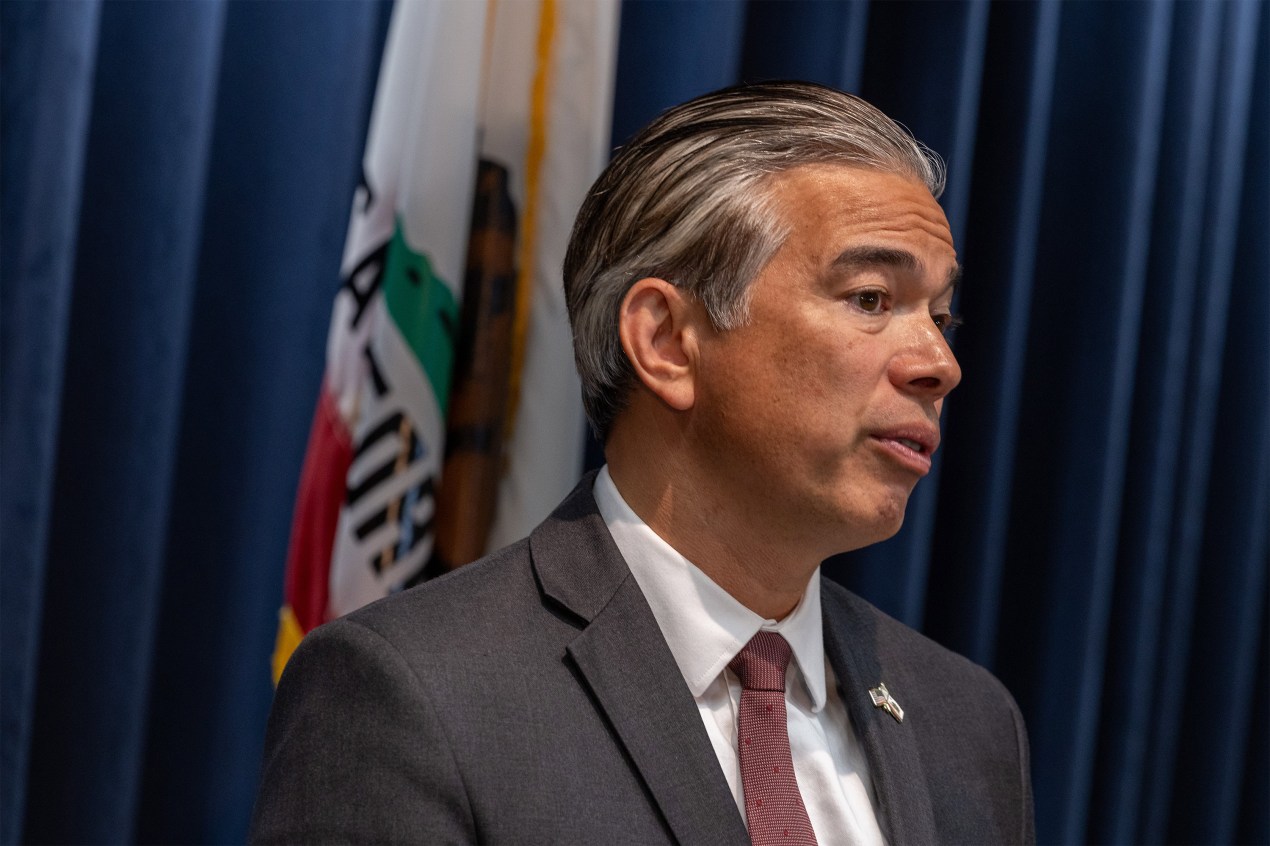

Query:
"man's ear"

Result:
[[618, 277, 702, 412]]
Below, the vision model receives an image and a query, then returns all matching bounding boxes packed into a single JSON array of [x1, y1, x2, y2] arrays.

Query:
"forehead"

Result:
[[764, 164, 956, 263]]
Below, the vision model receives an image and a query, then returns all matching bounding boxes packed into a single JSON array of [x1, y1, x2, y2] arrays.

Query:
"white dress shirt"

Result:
[[593, 467, 887, 846]]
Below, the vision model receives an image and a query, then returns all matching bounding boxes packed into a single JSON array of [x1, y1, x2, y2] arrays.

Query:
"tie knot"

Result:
[[729, 632, 792, 692]]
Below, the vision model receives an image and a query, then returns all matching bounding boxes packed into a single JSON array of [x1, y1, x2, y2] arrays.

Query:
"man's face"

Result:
[[689, 164, 961, 557]]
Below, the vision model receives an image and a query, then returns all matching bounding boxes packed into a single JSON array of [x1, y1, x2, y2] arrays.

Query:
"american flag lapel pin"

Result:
[[869, 683, 904, 723]]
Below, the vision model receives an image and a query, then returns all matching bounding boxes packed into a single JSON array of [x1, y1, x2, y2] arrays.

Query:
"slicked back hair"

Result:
[[563, 81, 945, 441]]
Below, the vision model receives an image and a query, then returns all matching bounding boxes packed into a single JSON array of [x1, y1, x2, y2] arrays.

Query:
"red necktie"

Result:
[[729, 632, 818, 845]]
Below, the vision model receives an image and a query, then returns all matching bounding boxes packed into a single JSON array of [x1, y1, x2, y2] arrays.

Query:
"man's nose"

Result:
[[892, 317, 962, 400]]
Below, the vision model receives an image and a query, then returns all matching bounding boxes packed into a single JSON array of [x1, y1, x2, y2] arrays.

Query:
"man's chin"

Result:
[[847, 493, 910, 549], [818, 500, 909, 558]]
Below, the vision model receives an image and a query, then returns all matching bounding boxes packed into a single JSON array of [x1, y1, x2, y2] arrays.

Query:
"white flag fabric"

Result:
[[327, 0, 486, 615], [483, 0, 620, 552], [276, 0, 616, 680], [275, 0, 486, 678]]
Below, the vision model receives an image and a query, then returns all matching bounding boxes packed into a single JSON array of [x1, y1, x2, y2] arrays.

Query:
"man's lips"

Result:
[[869, 426, 940, 475]]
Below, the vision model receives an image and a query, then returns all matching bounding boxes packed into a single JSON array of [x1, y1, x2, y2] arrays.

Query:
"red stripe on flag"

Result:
[[284, 387, 353, 632]]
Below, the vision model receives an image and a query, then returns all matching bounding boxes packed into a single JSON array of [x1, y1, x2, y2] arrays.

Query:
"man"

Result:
[[251, 81, 1034, 845]]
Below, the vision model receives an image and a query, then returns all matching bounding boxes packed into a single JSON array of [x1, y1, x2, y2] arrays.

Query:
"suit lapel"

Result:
[[530, 475, 747, 846], [822, 584, 938, 845], [568, 580, 749, 846]]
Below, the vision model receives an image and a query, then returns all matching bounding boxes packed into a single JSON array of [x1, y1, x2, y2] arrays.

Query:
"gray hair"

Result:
[[563, 80, 945, 441]]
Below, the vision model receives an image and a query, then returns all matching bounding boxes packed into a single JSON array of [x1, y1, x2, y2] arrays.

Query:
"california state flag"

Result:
[[482, 0, 619, 552], [273, 0, 486, 682]]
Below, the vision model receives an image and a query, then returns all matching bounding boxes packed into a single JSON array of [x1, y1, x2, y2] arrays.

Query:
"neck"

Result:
[[606, 416, 820, 621]]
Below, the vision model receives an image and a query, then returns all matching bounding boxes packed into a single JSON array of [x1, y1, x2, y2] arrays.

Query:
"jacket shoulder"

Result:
[[821, 576, 1013, 699], [820, 577, 1035, 845]]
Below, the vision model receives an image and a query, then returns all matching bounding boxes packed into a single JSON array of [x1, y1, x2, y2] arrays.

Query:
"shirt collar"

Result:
[[593, 466, 827, 711]]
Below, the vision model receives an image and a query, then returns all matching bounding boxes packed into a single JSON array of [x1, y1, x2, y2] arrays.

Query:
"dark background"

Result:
[[3, 1, 1266, 843]]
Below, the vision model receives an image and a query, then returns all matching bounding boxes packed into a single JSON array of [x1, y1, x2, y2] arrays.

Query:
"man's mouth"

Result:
[[869, 426, 940, 475]]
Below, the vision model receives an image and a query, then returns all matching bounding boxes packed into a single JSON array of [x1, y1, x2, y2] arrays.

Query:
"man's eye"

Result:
[[850, 291, 885, 313], [933, 313, 964, 335]]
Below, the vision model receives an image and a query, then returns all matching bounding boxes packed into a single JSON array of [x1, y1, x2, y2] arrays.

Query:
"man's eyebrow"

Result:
[[832, 246, 920, 274], [831, 245, 962, 294]]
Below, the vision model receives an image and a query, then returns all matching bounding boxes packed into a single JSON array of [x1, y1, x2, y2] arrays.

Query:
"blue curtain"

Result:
[[2, 0, 1265, 844], [1, 1, 391, 842]]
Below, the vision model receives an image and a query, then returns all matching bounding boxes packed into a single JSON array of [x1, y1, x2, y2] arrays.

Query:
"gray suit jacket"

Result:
[[251, 474, 1034, 844]]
